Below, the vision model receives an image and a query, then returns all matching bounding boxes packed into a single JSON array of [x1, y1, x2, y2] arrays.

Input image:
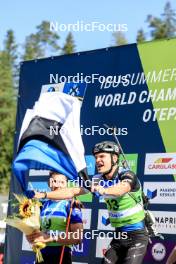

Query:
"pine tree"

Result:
[[136, 29, 146, 43], [62, 32, 76, 54], [112, 32, 128, 46], [23, 34, 43, 60], [147, 1, 176, 40], [162, 1, 176, 38], [23, 21, 60, 60], [4, 30, 18, 89]]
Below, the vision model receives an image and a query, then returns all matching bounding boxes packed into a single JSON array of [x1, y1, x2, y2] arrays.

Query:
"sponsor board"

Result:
[[22, 234, 32, 251], [85, 155, 96, 176], [29, 169, 49, 177], [99, 196, 105, 203], [151, 243, 166, 261], [144, 153, 176, 174], [152, 211, 176, 234], [82, 209, 92, 229], [20, 255, 35, 264], [72, 263, 88, 264], [143, 182, 176, 203], [28, 181, 50, 192], [119, 154, 138, 173], [77, 192, 93, 203], [72, 238, 89, 257], [97, 209, 114, 230], [41, 82, 87, 99], [144, 240, 176, 264], [96, 237, 111, 258]]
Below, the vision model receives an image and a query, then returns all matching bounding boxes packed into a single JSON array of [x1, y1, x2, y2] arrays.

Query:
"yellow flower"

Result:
[[6, 194, 45, 263], [19, 199, 33, 218]]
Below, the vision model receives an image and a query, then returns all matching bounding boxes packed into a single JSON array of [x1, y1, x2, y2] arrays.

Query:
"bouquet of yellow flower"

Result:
[[6, 194, 45, 263]]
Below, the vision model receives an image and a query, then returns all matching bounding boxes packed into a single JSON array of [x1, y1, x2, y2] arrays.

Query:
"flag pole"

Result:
[[59, 198, 74, 264]]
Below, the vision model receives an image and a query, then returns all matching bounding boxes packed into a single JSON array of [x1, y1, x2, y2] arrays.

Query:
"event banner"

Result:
[[5, 38, 176, 264]]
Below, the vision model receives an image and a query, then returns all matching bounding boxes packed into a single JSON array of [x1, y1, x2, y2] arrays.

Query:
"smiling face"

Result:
[[95, 152, 118, 178], [49, 173, 67, 191]]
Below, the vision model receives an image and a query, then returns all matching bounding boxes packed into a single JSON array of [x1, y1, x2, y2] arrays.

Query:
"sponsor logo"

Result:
[[41, 82, 87, 100], [155, 158, 173, 164], [102, 216, 110, 226], [151, 243, 166, 261], [152, 211, 176, 234], [97, 209, 114, 231], [144, 240, 176, 263], [144, 153, 176, 174], [147, 189, 157, 199], [143, 182, 176, 204], [72, 238, 89, 257]]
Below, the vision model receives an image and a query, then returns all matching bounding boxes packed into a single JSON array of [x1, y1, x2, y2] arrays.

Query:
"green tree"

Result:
[[0, 50, 16, 193], [147, 1, 176, 40], [4, 30, 18, 89], [0, 29, 18, 193], [136, 29, 146, 43], [147, 15, 168, 39], [62, 32, 76, 54], [112, 32, 128, 46], [162, 1, 176, 38], [23, 34, 43, 60], [36, 21, 60, 53], [23, 21, 60, 60]]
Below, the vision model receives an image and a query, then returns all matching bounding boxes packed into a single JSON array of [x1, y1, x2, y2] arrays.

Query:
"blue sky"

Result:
[[1, 0, 176, 52]]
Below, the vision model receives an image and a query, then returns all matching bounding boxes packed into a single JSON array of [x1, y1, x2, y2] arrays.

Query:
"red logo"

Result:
[[102, 248, 107, 256], [154, 158, 173, 164]]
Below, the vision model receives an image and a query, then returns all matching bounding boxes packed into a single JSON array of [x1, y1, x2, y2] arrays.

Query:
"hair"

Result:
[[49, 171, 68, 181], [73, 199, 84, 209]]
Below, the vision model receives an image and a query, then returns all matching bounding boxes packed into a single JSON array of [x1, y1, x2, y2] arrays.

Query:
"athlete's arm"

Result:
[[92, 181, 131, 196], [34, 187, 86, 200], [92, 171, 137, 197]]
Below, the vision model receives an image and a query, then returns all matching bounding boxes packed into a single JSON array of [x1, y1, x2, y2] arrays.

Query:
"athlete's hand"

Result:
[[91, 185, 106, 195], [26, 231, 52, 244], [34, 192, 45, 199]]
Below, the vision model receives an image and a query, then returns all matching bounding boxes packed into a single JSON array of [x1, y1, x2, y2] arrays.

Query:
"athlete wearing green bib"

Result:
[[26, 172, 83, 264], [92, 141, 149, 264]]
